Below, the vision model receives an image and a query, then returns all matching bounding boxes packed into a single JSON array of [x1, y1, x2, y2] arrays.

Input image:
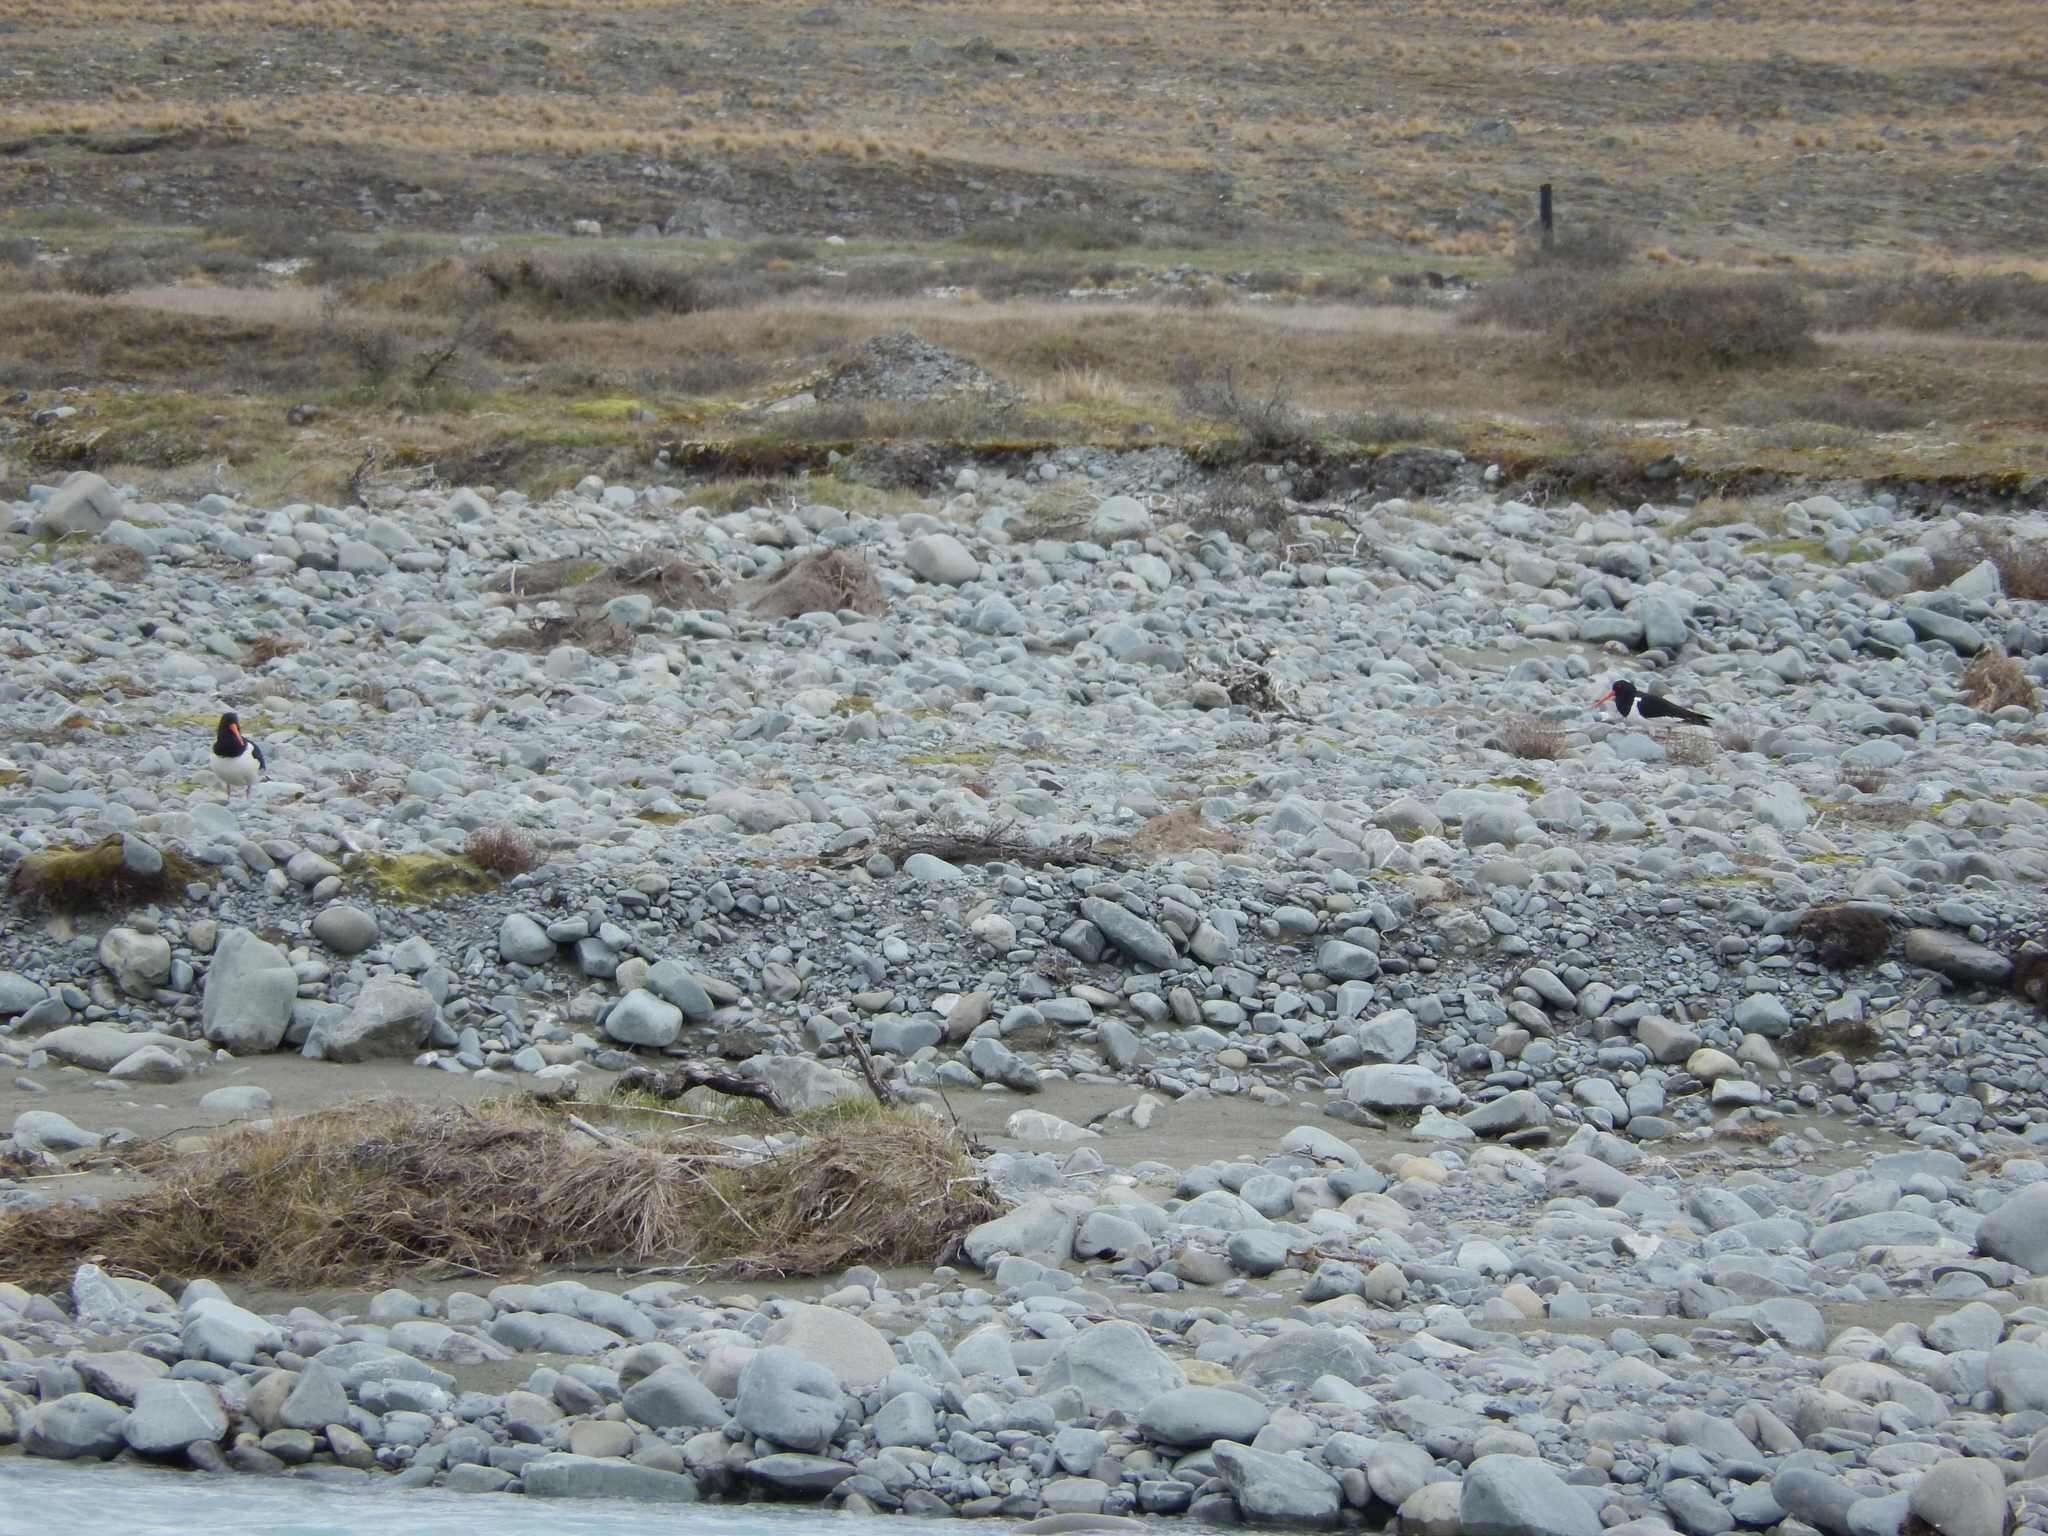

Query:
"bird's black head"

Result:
[[1595, 679, 1637, 716], [215, 712, 244, 752]]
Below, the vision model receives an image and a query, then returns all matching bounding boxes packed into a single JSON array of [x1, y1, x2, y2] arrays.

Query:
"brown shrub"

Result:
[[477, 251, 734, 317], [1499, 715, 1565, 760], [1172, 360, 1312, 454], [1970, 527, 2048, 601], [1515, 218, 1637, 273], [465, 824, 540, 876], [744, 549, 886, 619], [1789, 904, 1893, 969], [1820, 270, 2048, 340], [2012, 940, 2048, 1012], [1961, 645, 2037, 713], [1558, 277, 1815, 378]]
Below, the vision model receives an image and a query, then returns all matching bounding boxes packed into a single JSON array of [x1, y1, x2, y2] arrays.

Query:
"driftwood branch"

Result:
[[617, 1063, 787, 1115], [844, 1030, 895, 1106]]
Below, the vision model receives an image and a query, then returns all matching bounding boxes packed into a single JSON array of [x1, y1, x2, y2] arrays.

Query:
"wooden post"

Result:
[[1539, 183, 1554, 250]]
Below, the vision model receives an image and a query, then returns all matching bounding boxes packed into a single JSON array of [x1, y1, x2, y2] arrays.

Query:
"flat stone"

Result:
[[522, 1452, 700, 1502], [123, 1378, 228, 1456], [1461, 1453, 1604, 1536], [1903, 929, 2012, 985], [1138, 1386, 1272, 1447], [1212, 1439, 1343, 1529]]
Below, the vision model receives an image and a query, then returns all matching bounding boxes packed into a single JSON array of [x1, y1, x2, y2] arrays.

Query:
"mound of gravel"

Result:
[[812, 330, 1015, 403]]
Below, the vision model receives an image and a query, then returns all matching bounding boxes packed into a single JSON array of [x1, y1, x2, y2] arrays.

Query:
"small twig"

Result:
[[567, 1113, 632, 1151], [561, 1100, 713, 1124]]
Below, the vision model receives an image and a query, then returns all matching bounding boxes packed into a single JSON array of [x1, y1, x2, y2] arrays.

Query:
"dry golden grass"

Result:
[[1961, 646, 2038, 713], [4, 0, 2046, 270], [1499, 716, 1566, 761], [1125, 804, 1241, 857], [744, 549, 886, 620], [0, 1097, 998, 1288]]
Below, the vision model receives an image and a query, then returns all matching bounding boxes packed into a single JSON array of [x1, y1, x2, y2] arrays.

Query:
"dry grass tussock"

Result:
[[464, 824, 540, 876], [8, 835, 205, 914], [1962, 646, 2037, 713], [1499, 715, 1565, 761], [1124, 804, 1241, 857], [1789, 904, 1894, 969], [743, 550, 886, 620], [0, 1098, 1000, 1289], [243, 634, 299, 667]]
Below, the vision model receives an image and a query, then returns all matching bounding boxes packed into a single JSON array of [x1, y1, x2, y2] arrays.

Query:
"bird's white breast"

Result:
[[211, 752, 261, 787]]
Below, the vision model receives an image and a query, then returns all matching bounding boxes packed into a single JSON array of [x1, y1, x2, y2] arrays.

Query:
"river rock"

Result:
[[1212, 1440, 1343, 1528], [123, 1378, 228, 1455], [761, 1303, 896, 1391], [523, 1452, 701, 1502], [1138, 1386, 1273, 1447], [97, 927, 171, 997], [1461, 1454, 1604, 1536], [1036, 1322, 1185, 1416], [1906, 1457, 2009, 1536], [622, 1364, 726, 1431], [23, 1393, 129, 1459], [1976, 1184, 2048, 1272], [315, 977, 435, 1061], [310, 904, 380, 955], [734, 1346, 844, 1453], [201, 926, 297, 1053]]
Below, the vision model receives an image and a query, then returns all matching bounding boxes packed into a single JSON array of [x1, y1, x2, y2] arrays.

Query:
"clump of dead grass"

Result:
[[1715, 721, 1760, 754], [0, 1098, 999, 1288], [1122, 804, 1241, 857], [744, 549, 886, 619], [1499, 715, 1565, 761], [1961, 645, 2037, 713], [2011, 938, 2048, 1013], [82, 544, 147, 582], [1789, 903, 1894, 969], [1785, 1017, 1885, 1059], [7, 834, 205, 914], [243, 634, 300, 668], [464, 824, 540, 877]]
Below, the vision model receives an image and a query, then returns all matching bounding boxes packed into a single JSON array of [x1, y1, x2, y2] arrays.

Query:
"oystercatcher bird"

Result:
[[1596, 679, 1712, 726], [210, 711, 266, 797]]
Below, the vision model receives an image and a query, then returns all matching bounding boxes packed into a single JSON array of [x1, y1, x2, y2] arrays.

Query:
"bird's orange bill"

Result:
[[1593, 690, 1615, 706]]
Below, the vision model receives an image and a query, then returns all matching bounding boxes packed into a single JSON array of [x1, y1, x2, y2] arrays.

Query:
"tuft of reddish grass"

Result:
[[464, 824, 540, 876]]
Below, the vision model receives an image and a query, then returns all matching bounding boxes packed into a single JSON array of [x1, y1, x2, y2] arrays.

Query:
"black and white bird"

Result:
[[1595, 678, 1713, 726], [210, 711, 266, 797]]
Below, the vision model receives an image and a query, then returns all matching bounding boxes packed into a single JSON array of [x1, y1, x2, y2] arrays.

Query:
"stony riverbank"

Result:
[[2, 442, 2048, 1527]]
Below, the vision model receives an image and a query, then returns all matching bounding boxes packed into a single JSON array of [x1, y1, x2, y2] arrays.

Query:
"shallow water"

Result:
[[0, 1457, 1033, 1536]]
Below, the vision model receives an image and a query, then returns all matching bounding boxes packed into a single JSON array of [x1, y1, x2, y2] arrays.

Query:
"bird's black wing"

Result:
[[1646, 696, 1712, 725], [252, 740, 267, 771]]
